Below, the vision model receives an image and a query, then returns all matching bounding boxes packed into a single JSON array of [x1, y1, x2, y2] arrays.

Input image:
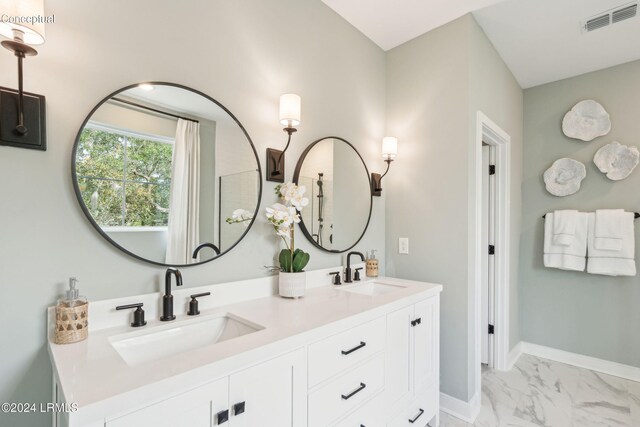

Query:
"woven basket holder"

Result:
[[55, 302, 88, 344]]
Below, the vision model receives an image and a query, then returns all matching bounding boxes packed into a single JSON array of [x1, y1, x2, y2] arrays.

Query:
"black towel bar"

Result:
[[542, 212, 640, 219]]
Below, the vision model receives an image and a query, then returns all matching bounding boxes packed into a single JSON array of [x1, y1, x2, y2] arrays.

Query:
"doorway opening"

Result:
[[481, 143, 496, 369], [470, 111, 511, 421]]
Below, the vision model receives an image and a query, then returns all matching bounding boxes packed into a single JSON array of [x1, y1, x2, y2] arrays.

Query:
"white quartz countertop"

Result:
[[48, 276, 441, 421]]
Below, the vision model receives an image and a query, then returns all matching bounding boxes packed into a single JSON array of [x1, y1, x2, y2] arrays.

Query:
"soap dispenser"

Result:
[[54, 277, 89, 344], [366, 250, 379, 278]]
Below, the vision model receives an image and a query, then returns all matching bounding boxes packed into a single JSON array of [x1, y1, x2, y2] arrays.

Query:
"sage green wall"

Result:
[[521, 60, 640, 367], [468, 18, 523, 359], [0, 1, 386, 426], [386, 14, 523, 402]]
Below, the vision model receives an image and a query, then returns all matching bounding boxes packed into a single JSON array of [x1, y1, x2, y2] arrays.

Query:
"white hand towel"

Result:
[[544, 212, 588, 271], [587, 212, 636, 276], [594, 209, 624, 251], [553, 210, 578, 246]]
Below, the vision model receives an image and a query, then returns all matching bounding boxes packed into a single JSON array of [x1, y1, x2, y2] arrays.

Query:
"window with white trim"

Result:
[[76, 124, 173, 229]]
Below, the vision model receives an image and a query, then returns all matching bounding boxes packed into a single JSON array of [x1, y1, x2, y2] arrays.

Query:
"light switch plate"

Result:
[[399, 237, 409, 254]]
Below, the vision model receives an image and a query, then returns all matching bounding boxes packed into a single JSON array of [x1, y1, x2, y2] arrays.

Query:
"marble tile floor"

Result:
[[439, 354, 640, 427]]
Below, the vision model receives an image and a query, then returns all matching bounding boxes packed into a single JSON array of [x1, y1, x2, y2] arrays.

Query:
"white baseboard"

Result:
[[439, 392, 480, 423], [507, 341, 523, 371], [517, 342, 640, 383]]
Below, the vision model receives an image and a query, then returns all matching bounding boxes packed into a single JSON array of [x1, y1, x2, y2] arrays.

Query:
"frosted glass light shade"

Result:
[[382, 137, 398, 160], [279, 94, 301, 127], [0, 0, 46, 45]]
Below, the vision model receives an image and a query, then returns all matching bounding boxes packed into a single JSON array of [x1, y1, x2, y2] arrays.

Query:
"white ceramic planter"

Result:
[[279, 272, 306, 298]]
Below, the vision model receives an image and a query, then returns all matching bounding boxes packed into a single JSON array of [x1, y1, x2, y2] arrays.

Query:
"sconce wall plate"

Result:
[[266, 148, 285, 183], [371, 173, 382, 196], [0, 86, 46, 150]]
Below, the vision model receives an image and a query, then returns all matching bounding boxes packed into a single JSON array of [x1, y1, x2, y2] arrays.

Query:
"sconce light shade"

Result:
[[267, 94, 302, 182], [382, 136, 398, 161], [372, 137, 398, 197], [0, 0, 46, 45], [279, 94, 301, 127]]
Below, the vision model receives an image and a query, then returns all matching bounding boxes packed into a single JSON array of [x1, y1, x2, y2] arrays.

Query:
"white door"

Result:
[[106, 377, 228, 427], [228, 349, 306, 427], [481, 144, 496, 367]]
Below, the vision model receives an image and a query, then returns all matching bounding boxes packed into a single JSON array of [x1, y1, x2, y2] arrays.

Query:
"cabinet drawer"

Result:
[[332, 392, 385, 427], [309, 316, 385, 387], [387, 384, 438, 427], [309, 354, 385, 427]]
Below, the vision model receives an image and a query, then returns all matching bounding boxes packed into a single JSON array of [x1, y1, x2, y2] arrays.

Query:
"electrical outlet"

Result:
[[399, 237, 409, 254]]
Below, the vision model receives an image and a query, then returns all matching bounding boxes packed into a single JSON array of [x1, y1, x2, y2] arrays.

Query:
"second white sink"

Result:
[[110, 313, 263, 366]]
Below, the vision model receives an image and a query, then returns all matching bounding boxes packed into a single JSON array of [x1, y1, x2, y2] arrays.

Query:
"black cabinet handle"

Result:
[[411, 317, 422, 327], [341, 341, 366, 355], [408, 408, 424, 423], [341, 382, 366, 400], [233, 401, 245, 415], [216, 409, 229, 424]]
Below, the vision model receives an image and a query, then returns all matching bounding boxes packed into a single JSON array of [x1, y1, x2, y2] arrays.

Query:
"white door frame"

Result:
[[471, 111, 511, 412]]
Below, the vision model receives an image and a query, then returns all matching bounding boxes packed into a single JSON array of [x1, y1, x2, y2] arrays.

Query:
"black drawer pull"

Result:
[[408, 408, 424, 423], [411, 318, 422, 327], [341, 382, 366, 400], [216, 409, 229, 424], [341, 341, 366, 355], [233, 401, 245, 415]]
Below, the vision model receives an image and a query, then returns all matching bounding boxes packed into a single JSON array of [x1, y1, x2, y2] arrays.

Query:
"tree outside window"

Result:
[[76, 126, 173, 228]]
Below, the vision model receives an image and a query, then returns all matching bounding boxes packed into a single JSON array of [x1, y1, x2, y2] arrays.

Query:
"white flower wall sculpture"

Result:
[[543, 158, 587, 197], [562, 100, 611, 142], [593, 141, 640, 181]]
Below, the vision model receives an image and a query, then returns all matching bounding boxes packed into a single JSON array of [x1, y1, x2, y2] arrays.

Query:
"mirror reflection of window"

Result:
[[77, 125, 173, 229], [72, 84, 261, 266]]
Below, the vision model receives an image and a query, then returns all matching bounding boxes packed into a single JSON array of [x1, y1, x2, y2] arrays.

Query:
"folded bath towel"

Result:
[[553, 210, 579, 246], [587, 212, 636, 276], [594, 209, 624, 251], [544, 212, 588, 271]]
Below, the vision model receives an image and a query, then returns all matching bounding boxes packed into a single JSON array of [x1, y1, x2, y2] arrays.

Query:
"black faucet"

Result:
[[161, 268, 183, 321], [344, 251, 365, 283]]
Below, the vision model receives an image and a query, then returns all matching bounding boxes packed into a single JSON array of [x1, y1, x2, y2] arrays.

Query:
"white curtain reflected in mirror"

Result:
[[166, 119, 200, 265], [73, 83, 261, 266]]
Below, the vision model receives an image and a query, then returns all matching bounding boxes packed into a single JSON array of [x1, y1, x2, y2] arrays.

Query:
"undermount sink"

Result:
[[341, 281, 407, 296], [110, 313, 263, 366]]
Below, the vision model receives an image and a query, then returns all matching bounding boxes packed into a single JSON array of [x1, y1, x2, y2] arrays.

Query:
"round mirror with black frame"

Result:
[[293, 136, 372, 253], [71, 82, 262, 267]]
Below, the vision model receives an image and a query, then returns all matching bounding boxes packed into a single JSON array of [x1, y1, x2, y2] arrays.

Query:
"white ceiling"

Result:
[[322, 0, 640, 89], [474, 0, 640, 88], [123, 85, 234, 123], [321, 0, 505, 51]]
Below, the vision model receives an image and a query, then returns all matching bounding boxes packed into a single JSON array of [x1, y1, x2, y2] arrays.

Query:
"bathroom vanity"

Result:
[[48, 272, 441, 427]]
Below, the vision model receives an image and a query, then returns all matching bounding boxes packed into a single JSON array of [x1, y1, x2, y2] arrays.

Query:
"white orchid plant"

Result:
[[225, 209, 254, 227], [266, 182, 310, 273]]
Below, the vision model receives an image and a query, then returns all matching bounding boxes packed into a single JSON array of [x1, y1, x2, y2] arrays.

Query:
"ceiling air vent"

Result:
[[583, 2, 638, 32], [585, 14, 610, 32], [612, 4, 637, 23]]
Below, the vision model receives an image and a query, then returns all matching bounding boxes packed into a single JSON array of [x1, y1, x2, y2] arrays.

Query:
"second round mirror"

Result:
[[293, 137, 372, 253]]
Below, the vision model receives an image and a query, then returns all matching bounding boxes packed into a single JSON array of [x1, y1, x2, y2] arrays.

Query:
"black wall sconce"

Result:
[[266, 94, 301, 182], [371, 137, 398, 196], [0, 0, 47, 151]]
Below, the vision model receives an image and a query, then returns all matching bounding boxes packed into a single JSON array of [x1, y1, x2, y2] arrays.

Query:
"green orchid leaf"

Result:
[[292, 250, 310, 272], [279, 249, 292, 272]]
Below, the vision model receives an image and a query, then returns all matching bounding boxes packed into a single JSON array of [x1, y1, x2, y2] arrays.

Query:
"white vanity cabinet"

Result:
[[105, 378, 227, 427], [105, 349, 305, 427], [385, 296, 440, 427], [50, 277, 442, 427]]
